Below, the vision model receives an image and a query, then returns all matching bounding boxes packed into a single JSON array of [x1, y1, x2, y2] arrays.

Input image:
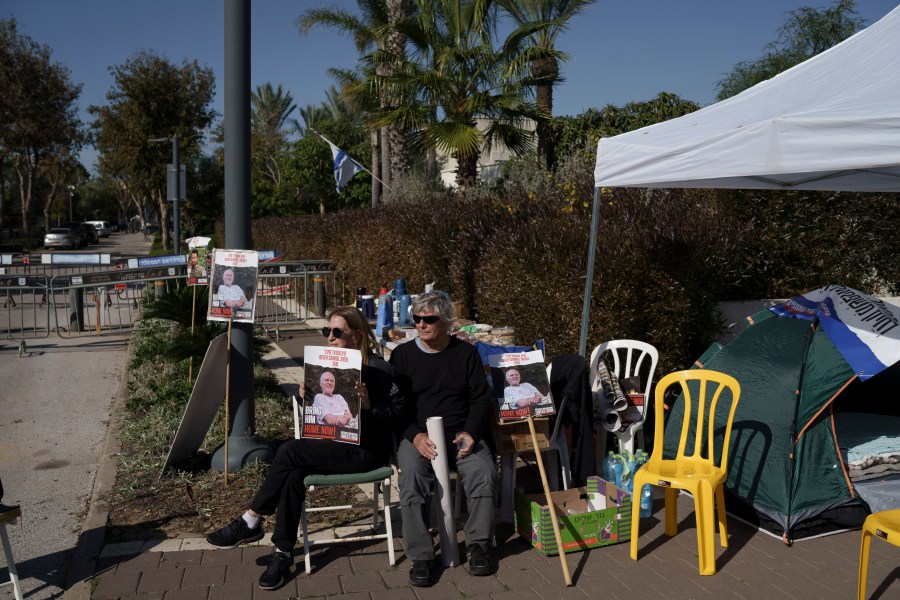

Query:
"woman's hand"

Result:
[[355, 382, 370, 410]]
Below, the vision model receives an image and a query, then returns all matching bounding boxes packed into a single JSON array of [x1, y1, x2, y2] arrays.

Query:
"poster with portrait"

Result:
[[301, 345, 363, 445], [185, 236, 211, 286], [207, 249, 258, 323], [488, 350, 555, 421]]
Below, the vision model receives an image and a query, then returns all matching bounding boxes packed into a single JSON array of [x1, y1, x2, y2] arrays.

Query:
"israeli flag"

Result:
[[316, 132, 363, 193]]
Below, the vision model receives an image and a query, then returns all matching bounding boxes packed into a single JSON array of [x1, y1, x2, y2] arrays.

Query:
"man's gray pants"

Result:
[[397, 438, 498, 561]]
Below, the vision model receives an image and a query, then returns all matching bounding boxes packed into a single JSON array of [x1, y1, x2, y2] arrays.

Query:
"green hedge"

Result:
[[253, 183, 745, 375]]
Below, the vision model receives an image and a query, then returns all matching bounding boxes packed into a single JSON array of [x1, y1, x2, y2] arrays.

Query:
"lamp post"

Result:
[[67, 185, 75, 222], [148, 134, 182, 253]]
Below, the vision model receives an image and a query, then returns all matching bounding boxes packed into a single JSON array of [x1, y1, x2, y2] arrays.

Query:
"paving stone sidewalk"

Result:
[[60, 324, 900, 600], [84, 489, 900, 600]]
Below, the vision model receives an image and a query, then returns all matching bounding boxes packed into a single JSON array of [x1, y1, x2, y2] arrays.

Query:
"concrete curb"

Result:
[[62, 338, 132, 600]]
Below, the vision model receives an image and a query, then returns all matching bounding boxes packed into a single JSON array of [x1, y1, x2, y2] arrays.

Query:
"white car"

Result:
[[44, 227, 79, 250], [86, 220, 112, 238]]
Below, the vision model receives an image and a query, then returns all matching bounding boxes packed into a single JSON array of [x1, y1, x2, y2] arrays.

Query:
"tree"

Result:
[[298, 0, 410, 202], [0, 18, 83, 234], [251, 82, 297, 191], [498, 0, 595, 169], [89, 51, 216, 250], [716, 0, 865, 100], [376, 0, 539, 189]]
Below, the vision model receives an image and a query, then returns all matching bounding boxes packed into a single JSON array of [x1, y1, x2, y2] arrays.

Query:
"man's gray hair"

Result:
[[411, 291, 455, 323]]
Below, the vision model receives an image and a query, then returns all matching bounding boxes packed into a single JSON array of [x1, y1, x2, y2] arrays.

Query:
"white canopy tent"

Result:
[[578, 5, 900, 354]]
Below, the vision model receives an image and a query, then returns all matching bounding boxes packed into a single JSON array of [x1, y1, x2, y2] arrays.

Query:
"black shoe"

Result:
[[409, 558, 435, 587], [466, 543, 492, 576], [259, 549, 293, 590], [205, 516, 264, 549]]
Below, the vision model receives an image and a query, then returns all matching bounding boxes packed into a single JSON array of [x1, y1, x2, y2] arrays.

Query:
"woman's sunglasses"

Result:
[[412, 314, 440, 325], [321, 327, 350, 338]]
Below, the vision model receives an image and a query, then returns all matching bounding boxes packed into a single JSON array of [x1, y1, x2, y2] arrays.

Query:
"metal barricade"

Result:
[[1, 274, 51, 341], [50, 266, 183, 337], [255, 261, 338, 340]]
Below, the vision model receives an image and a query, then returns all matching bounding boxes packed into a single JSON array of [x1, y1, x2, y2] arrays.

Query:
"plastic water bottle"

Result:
[[640, 484, 653, 518], [602, 451, 616, 481], [610, 457, 624, 489]]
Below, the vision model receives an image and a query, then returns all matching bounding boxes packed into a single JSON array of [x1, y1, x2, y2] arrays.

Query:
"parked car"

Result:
[[44, 227, 79, 250], [62, 222, 96, 246], [85, 220, 112, 238], [81, 222, 99, 244]]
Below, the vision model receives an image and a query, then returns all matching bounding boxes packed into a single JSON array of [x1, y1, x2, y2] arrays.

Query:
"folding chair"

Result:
[[292, 396, 396, 575], [0, 503, 23, 600]]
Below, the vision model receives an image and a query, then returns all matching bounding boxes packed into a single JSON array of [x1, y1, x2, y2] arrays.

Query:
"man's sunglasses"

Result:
[[321, 327, 350, 338], [412, 314, 440, 325]]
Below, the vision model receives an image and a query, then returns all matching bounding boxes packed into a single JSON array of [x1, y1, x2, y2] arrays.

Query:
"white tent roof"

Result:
[[594, 5, 900, 192]]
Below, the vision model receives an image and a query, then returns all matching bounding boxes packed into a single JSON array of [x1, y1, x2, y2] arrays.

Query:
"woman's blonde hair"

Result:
[[327, 305, 378, 364]]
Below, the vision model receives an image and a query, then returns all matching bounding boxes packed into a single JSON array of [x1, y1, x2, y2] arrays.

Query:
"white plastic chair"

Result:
[[0, 503, 23, 600], [291, 396, 396, 574], [589, 340, 659, 462], [499, 364, 573, 523]]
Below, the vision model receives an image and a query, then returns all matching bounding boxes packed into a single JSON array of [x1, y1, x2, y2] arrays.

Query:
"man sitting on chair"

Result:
[[390, 291, 498, 587]]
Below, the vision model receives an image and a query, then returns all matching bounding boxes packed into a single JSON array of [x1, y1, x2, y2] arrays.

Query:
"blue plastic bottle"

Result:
[[601, 451, 615, 481], [610, 458, 624, 489], [375, 292, 393, 338], [398, 293, 411, 326], [634, 450, 652, 517], [640, 485, 653, 518]]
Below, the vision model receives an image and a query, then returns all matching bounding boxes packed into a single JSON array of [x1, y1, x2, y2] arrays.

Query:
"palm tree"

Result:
[[376, 0, 538, 189], [499, 0, 596, 169], [298, 0, 410, 201], [251, 83, 297, 189]]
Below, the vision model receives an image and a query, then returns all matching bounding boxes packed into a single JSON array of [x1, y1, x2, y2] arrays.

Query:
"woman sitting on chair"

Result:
[[205, 306, 404, 591]]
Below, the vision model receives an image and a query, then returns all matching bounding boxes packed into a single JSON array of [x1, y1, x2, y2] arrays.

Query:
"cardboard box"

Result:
[[514, 477, 632, 556], [491, 418, 550, 454]]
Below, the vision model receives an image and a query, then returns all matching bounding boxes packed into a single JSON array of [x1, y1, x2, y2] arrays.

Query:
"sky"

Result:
[[5, 0, 899, 174]]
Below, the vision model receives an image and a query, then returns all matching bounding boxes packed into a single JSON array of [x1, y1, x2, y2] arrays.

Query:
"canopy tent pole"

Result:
[[578, 187, 602, 357]]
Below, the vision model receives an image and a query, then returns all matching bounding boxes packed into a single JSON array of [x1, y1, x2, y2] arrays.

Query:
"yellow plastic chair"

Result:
[[858, 509, 900, 599], [630, 369, 741, 576]]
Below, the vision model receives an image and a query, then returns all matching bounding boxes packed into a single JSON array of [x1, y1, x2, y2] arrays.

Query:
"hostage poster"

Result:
[[302, 346, 363, 444], [207, 249, 258, 323], [489, 350, 555, 421], [186, 236, 211, 287]]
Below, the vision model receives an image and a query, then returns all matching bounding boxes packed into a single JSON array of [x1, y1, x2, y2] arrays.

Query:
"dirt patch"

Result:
[[105, 455, 367, 543]]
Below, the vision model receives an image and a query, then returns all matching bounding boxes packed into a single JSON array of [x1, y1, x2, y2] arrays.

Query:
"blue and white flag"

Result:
[[315, 131, 364, 193], [770, 285, 900, 380]]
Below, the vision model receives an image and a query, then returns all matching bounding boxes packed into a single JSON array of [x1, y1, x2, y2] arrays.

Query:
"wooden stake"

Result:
[[527, 416, 572, 586], [188, 286, 197, 382], [224, 317, 232, 486]]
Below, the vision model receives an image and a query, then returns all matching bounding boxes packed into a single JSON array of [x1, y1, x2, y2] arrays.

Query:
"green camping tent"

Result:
[[665, 307, 900, 541]]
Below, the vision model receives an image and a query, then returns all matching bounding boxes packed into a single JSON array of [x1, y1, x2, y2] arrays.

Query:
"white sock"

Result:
[[274, 547, 291, 556], [242, 512, 260, 529]]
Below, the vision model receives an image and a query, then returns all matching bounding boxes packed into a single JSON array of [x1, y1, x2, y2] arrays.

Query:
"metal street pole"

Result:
[[172, 133, 180, 254], [67, 185, 74, 222], [212, 0, 272, 472]]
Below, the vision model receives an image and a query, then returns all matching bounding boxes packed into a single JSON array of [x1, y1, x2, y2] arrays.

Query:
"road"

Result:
[[0, 232, 151, 600]]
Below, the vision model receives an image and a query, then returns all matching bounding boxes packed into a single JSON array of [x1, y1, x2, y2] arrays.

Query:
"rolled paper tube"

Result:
[[425, 416, 460, 567], [596, 401, 622, 432], [608, 375, 629, 411]]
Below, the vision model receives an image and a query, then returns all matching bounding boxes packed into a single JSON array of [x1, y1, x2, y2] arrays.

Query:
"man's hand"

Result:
[[413, 432, 438, 460], [453, 432, 475, 458]]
